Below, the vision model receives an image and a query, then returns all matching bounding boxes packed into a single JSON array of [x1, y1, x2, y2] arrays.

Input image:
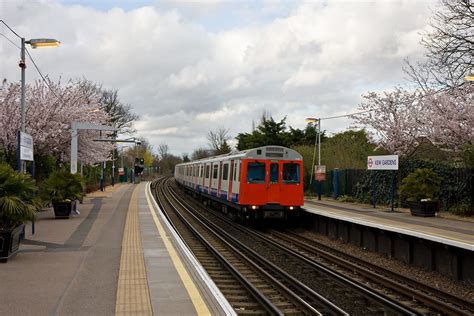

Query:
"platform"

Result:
[[0, 181, 234, 315], [303, 198, 474, 281]]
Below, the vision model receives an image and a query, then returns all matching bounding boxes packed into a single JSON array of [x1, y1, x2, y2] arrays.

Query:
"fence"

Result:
[[305, 166, 473, 212]]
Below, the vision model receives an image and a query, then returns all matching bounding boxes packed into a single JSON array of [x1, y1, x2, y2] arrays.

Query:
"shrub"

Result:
[[399, 168, 442, 202], [0, 163, 39, 229], [449, 203, 474, 217], [41, 170, 85, 203], [337, 195, 355, 203]]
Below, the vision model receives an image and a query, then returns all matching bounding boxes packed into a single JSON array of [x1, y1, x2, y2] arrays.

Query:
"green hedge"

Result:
[[307, 160, 472, 214]]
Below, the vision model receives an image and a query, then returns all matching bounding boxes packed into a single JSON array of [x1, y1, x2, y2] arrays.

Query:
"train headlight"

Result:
[[289, 206, 294, 210], [251, 205, 258, 210]]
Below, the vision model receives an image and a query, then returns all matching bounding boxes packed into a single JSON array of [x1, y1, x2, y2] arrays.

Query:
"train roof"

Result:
[[176, 146, 302, 167]]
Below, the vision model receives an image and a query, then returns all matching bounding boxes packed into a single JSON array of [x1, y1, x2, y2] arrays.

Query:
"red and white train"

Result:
[[174, 146, 303, 220]]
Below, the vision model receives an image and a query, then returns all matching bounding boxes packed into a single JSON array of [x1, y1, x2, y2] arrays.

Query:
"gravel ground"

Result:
[[296, 228, 474, 303]]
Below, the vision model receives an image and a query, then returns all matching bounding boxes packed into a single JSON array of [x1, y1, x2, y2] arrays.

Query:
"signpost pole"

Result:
[[390, 170, 396, 212], [17, 130, 21, 172], [372, 171, 376, 208]]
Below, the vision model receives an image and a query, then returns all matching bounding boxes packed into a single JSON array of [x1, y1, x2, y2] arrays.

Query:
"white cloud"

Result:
[[1, 0, 432, 155]]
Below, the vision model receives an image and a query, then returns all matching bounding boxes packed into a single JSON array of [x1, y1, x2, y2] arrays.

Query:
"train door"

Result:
[[211, 163, 219, 196], [217, 161, 223, 198], [267, 161, 280, 203], [231, 160, 240, 203], [204, 163, 211, 194], [228, 160, 234, 202]]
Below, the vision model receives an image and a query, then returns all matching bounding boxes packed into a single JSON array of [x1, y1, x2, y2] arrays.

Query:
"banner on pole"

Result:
[[314, 165, 326, 181]]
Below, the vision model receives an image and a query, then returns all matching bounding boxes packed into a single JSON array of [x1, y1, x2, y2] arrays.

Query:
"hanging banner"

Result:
[[314, 165, 326, 181]]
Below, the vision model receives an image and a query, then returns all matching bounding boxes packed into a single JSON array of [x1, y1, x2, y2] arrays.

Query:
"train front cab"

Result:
[[239, 157, 303, 219]]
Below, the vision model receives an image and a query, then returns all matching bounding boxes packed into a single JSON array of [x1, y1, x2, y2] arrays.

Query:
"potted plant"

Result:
[[399, 168, 442, 217], [0, 163, 38, 262], [42, 170, 84, 218]]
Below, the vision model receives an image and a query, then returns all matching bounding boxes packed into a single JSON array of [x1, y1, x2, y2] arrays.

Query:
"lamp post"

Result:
[[18, 37, 60, 172], [306, 117, 322, 200], [305, 117, 321, 182]]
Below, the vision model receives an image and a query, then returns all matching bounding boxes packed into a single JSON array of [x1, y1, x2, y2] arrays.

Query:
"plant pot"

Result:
[[409, 201, 438, 217], [0, 224, 25, 262], [53, 200, 76, 218]]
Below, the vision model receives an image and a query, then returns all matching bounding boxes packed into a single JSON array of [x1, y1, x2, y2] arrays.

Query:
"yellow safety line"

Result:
[[116, 185, 153, 315], [145, 185, 211, 316]]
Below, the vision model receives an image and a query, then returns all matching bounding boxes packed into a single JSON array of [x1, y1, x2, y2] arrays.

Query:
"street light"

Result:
[[305, 110, 374, 200], [18, 37, 60, 172], [20, 38, 60, 133], [305, 117, 321, 185]]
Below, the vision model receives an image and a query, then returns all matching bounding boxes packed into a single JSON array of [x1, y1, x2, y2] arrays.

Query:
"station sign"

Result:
[[314, 165, 326, 181], [367, 155, 399, 170], [20, 132, 34, 161]]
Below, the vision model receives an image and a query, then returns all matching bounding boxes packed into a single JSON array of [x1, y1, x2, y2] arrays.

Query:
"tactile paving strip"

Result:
[[116, 185, 153, 315]]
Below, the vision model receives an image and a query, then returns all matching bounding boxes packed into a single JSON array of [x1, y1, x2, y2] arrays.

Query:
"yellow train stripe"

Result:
[[116, 184, 153, 315], [145, 184, 211, 315]]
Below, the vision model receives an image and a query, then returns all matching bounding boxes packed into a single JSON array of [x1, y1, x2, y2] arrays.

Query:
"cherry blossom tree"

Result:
[[353, 87, 423, 156], [420, 84, 474, 152], [0, 79, 113, 165], [353, 84, 473, 157]]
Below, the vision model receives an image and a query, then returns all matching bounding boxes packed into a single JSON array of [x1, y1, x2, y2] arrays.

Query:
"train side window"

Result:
[[222, 163, 229, 180], [206, 165, 210, 178], [270, 163, 278, 184], [283, 163, 300, 184], [247, 162, 265, 184], [213, 164, 218, 179]]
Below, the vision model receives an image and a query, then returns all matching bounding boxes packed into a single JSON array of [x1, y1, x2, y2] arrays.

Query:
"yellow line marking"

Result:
[[116, 185, 153, 315], [145, 185, 211, 316]]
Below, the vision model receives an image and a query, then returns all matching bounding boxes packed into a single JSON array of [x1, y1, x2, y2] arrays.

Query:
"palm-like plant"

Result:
[[41, 170, 84, 203], [0, 164, 38, 230]]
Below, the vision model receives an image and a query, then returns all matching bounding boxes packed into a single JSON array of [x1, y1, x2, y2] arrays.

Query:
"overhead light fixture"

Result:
[[27, 38, 60, 49]]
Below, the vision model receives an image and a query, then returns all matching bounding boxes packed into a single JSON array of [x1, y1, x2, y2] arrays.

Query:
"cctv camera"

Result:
[[136, 141, 142, 145]]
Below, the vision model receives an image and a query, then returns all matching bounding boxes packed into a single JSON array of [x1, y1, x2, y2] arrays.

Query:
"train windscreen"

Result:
[[283, 163, 300, 184], [247, 162, 265, 184]]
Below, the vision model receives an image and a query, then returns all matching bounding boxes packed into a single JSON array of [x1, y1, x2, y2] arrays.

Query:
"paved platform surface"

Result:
[[304, 198, 474, 251], [0, 182, 232, 315]]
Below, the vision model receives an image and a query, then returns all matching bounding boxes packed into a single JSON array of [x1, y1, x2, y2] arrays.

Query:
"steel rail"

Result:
[[153, 178, 283, 315], [168, 185, 348, 315], [171, 183, 420, 315], [271, 229, 474, 315], [163, 181, 325, 315]]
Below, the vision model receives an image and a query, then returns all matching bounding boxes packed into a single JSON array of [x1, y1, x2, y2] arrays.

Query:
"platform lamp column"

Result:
[[17, 37, 60, 172], [306, 117, 322, 200]]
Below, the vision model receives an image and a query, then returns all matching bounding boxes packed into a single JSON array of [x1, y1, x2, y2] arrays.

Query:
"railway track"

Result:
[[264, 228, 474, 315], [153, 178, 417, 315], [152, 177, 324, 315]]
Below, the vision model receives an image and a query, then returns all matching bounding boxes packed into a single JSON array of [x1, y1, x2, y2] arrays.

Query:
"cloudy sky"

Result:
[[1, 0, 434, 156]]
